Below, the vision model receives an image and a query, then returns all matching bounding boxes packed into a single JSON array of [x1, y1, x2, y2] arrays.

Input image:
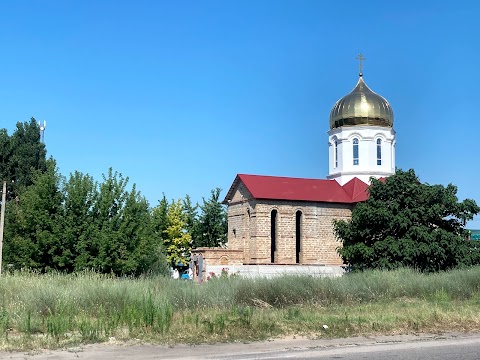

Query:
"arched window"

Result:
[[334, 140, 338, 168], [295, 211, 302, 264], [377, 138, 382, 165], [270, 210, 277, 263], [353, 138, 359, 165]]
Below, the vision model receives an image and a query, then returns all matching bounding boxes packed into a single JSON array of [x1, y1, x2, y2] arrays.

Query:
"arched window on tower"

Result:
[[353, 138, 359, 165], [377, 138, 382, 165], [334, 140, 338, 168]]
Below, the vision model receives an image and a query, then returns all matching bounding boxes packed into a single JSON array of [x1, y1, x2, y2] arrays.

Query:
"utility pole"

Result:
[[0, 180, 6, 275]]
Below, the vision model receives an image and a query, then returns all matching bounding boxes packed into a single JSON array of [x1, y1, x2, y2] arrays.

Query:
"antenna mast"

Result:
[[39, 120, 46, 143]]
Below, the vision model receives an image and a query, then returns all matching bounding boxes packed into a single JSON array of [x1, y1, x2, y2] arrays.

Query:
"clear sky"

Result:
[[1, 1, 479, 227]]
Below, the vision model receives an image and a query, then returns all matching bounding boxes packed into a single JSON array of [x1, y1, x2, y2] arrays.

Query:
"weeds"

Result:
[[0, 309, 9, 334], [1, 267, 480, 350]]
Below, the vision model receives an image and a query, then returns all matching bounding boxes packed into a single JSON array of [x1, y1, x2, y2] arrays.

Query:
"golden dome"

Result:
[[329, 76, 394, 130]]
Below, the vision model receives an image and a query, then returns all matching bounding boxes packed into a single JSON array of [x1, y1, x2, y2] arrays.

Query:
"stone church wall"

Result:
[[226, 182, 255, 262], [226, 187, 353, 266], [191, 248, 243, 267]]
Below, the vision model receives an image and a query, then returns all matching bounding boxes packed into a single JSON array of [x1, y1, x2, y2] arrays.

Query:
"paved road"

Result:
[[1, 333, 480, 359]]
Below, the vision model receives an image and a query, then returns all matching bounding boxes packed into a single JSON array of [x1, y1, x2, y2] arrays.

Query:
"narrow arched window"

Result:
[[295, 211, 302, 264], [377, 138, 382, 165], [353, 138, 359, 165], [270, 210, 277, 263], [334, 140, 338, 168]]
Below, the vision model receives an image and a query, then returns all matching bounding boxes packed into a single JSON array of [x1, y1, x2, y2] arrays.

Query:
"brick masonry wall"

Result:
[[226, 183, 353, 265], [191, 247, 243, 266]]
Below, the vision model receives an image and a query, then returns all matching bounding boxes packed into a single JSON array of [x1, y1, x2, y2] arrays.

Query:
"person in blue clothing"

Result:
[[180, 268, 193, 280]]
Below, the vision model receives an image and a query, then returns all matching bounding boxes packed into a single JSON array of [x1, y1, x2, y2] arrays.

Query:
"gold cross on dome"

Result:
[[356, 53, 366, 76]]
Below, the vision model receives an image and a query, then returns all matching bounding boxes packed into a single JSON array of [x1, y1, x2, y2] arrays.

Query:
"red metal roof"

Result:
[[224, 174, 369, 204], [341, 177, 369, 202]]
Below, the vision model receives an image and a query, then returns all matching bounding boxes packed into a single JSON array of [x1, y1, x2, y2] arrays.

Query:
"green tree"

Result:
[[183, 194, 199, 244], [163, 199, 191, 267], [116, 184, 164, 275], [334, 169, 480, 272], [61, 171, 99, 272], [152, 193, 169, 242], [3, 158, 62, 271], [72, 168, 127, 273], [0, 128, 11, 181], [0, 118, 47, 200], [73, 168, 162, 276], [195, 188, 227, 248]]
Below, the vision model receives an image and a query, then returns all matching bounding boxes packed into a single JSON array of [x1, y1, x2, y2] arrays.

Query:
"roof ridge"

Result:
[[224, 174, 363, 204]]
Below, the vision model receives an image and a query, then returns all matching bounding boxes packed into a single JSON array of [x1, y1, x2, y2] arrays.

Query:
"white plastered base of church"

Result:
[[205, 264, 345, 279]]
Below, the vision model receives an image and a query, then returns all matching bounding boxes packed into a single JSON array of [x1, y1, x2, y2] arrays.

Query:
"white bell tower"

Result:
[[327, 54, 396, 185]]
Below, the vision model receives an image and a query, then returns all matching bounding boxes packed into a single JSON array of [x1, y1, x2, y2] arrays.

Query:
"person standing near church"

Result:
[[173, 269, 179, 280]]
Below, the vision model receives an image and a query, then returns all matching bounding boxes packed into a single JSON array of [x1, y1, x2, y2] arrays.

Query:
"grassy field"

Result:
[[1, 267, 480, 350]]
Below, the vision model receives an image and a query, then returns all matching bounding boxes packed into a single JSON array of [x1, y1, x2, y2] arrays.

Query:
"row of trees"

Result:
[[4, 120, 479, 276], [153, 189, 227, 269], [1, 120, 227, 276]]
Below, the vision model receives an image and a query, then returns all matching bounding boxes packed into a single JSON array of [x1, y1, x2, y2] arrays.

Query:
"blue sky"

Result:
[[1, 1, 479, 226]]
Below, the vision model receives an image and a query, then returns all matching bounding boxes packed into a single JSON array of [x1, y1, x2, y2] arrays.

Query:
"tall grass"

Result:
[[0, 267, 480, 350], [233, 267, 480, 306]]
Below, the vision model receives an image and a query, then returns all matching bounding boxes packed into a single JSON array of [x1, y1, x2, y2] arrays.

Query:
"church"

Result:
[[192, 55, 396, 278]]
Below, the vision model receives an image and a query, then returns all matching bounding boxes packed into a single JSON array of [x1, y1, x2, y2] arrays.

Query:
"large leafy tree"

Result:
[[152, 193, 169, 243], [334, 169, 480, 272], [75, 169, 161, 276], [163, 199, 191, 267], [3, 158, 62, 271], [61, 171, 99, 272], [115, 184, 165, 275], [0, 118, 47, 200], [195, 188, 227, 248]]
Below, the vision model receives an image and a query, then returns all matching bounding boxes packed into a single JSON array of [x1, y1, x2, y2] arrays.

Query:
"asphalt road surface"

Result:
[[1, 333, 480, 359]]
